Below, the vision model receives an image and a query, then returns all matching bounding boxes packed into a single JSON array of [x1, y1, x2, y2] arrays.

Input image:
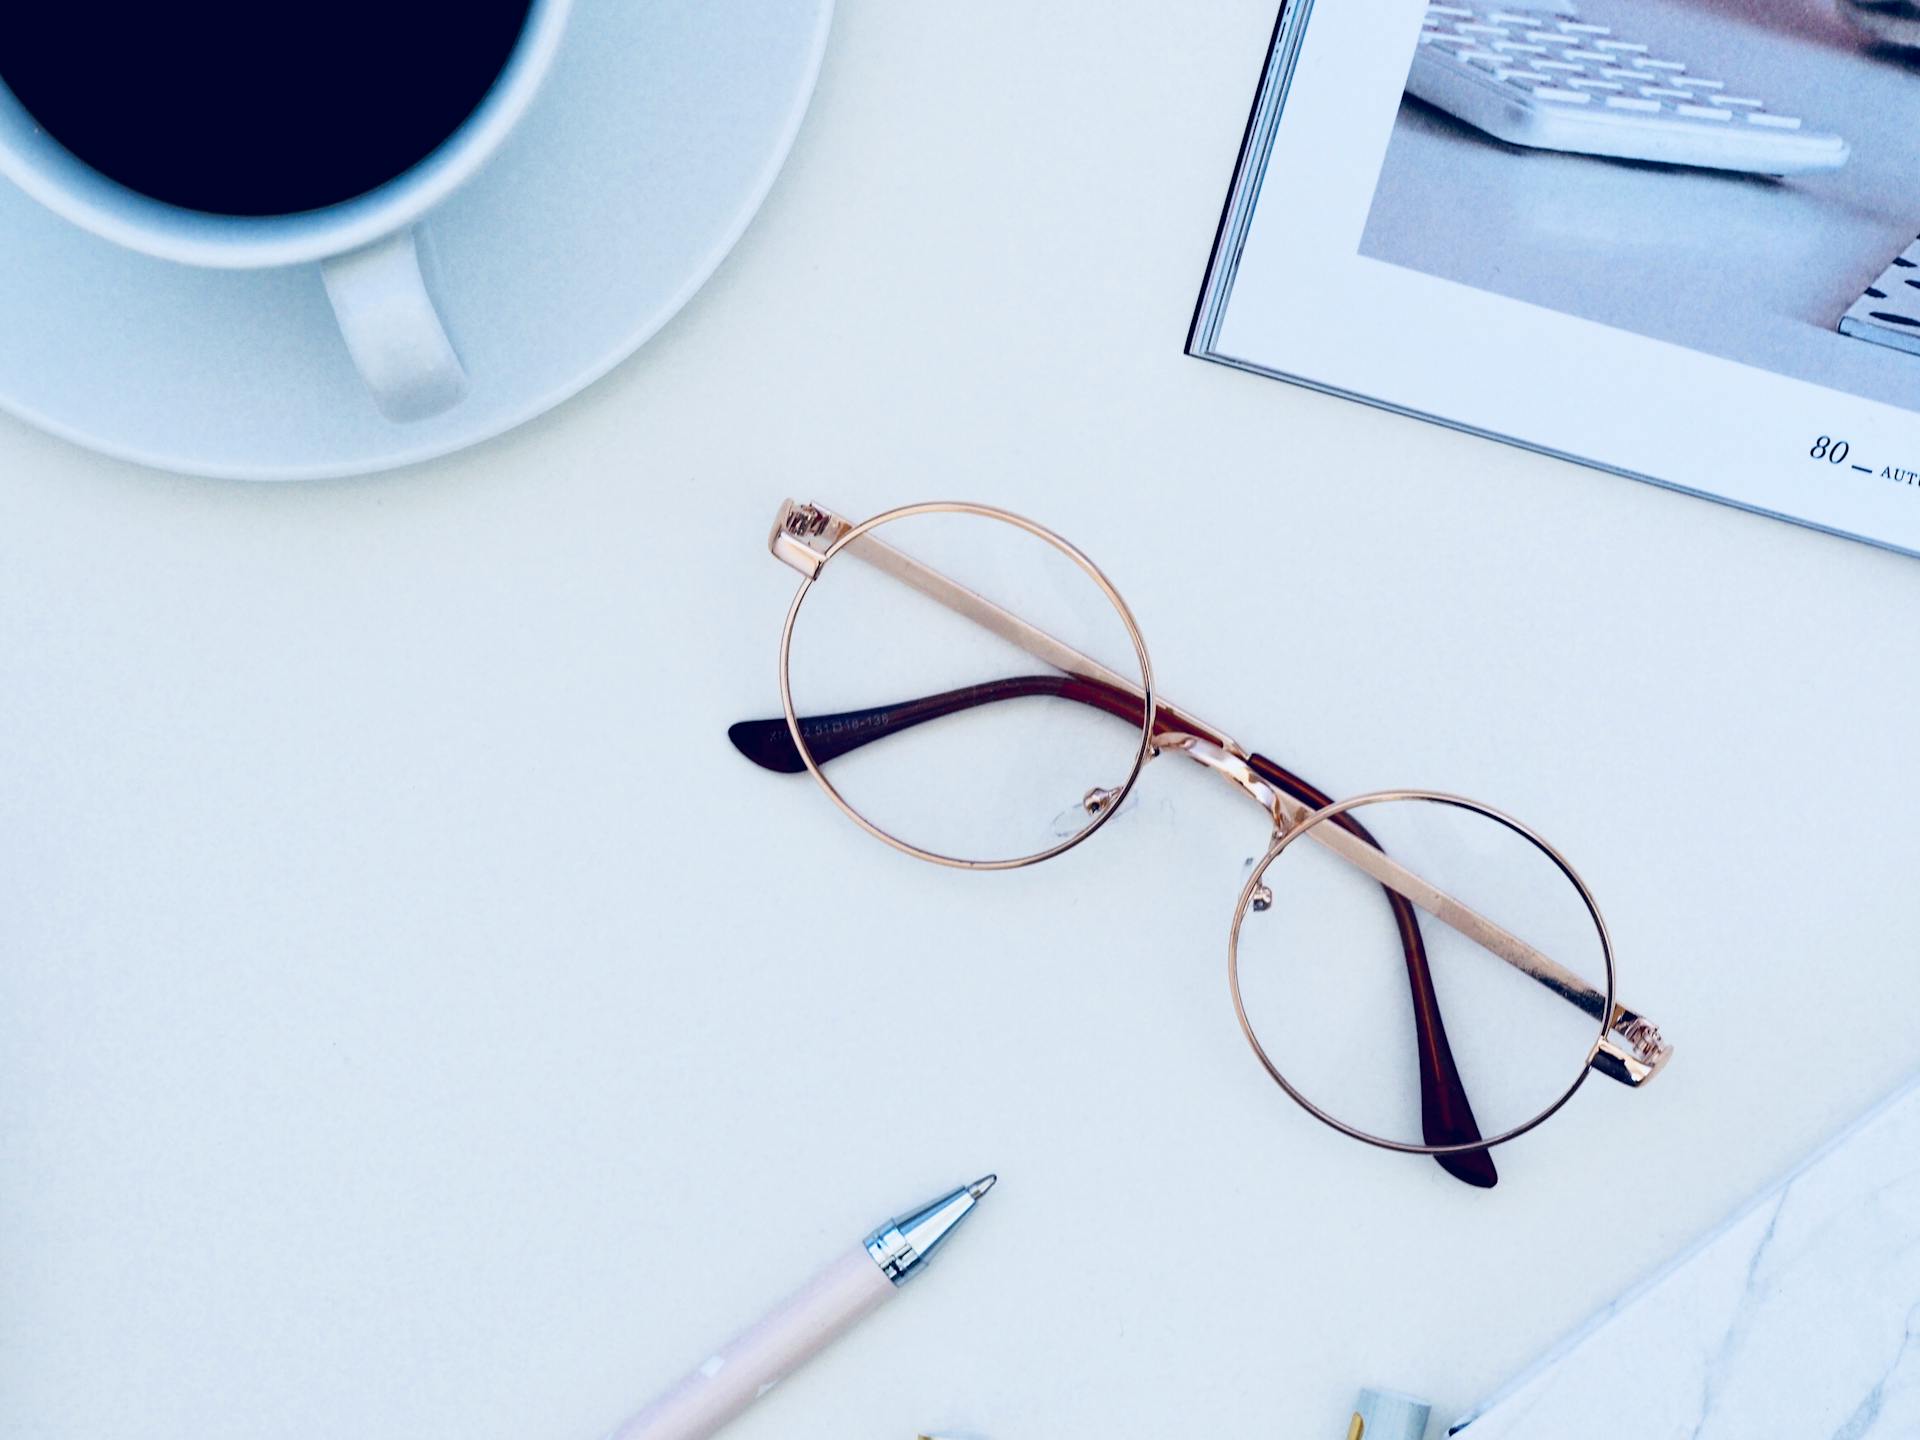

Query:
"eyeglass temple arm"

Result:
[[764, 510, 1506, 1184], [769, 511, 1498, 1178], [730, 673, 1666, 1084], [729, 672, 1496, 1186], [762, 501, 1670, 1088], [1246, 764, 1669, 1086], [729, 674, 1153, 774]]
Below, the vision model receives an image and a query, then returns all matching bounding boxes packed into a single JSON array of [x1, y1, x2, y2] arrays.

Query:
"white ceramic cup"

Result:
[[0, 0, 572, 423]]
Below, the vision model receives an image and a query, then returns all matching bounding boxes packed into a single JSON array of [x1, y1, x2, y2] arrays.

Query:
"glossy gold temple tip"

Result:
[[1348, 1414, 1366, 1440]]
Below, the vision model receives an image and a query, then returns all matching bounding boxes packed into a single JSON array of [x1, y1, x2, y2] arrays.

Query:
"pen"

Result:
[[606, 1174, 997, 1440]]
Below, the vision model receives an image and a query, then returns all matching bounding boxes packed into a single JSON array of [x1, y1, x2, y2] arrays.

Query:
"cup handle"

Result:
[[320, 227, 469, 423]]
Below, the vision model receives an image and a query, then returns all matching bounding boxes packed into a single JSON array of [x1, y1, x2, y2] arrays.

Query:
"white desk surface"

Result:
[[4, 5, 1919, 1438]]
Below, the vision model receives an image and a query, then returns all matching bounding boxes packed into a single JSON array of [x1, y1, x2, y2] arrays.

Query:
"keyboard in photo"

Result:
[[1841, 236, 1920, 357], [1410, 1, 1850, 175]]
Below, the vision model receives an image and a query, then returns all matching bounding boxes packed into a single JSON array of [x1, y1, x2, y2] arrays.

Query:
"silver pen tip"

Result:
[[967, 1174, 997, 1199]]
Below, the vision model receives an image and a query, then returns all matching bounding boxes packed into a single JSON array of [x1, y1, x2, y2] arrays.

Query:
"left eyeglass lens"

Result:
[[782, 509, 1152, 865]]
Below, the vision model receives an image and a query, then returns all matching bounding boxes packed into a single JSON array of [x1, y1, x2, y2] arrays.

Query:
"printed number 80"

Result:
[[1811, 436, 1851, 464]]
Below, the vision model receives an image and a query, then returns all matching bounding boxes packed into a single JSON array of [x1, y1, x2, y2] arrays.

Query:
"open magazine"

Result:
[[1190, 0, 1920, 557]]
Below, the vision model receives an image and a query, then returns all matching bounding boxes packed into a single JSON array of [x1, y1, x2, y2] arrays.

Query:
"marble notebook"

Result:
[[1451, 1072, 1920, 1438]]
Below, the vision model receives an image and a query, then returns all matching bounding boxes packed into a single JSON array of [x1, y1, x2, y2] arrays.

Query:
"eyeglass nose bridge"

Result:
[[1154, 730, 1304, 913], [1153, 729, 1295, 830]]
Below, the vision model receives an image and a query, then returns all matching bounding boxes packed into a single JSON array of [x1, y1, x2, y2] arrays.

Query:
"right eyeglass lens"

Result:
[[781, 508, 1152, 867], [1231, 795, 1611, 1150]]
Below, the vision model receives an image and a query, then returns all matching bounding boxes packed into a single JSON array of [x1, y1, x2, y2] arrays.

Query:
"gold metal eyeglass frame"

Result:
[[742, 498, 1673, 1185], [776, 500, 1159, 872]]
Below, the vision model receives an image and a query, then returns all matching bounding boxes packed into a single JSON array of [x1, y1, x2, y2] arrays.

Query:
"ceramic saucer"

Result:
[[0, 0, 832, 480]]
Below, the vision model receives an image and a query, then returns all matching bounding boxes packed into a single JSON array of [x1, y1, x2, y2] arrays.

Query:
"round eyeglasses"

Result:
[[729, 500, 1671, 1188]]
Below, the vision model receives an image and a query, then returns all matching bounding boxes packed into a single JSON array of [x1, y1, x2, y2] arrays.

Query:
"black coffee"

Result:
[[0, 1, 532, 216]]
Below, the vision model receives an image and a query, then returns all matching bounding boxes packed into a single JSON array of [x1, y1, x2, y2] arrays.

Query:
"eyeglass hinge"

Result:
[[1592, 1006, 1672, 1086], [769, 499, 850, 579]]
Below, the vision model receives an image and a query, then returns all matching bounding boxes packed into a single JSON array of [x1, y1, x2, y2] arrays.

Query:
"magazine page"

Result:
[[1200, 0, 1920, 556]]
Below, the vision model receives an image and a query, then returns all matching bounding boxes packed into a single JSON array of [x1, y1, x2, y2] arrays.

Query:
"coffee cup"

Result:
[[0, 0, 572, 423]]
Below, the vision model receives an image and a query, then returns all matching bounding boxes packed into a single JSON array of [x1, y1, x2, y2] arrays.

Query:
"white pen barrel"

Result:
[[607, 1245, 895, 1440]]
